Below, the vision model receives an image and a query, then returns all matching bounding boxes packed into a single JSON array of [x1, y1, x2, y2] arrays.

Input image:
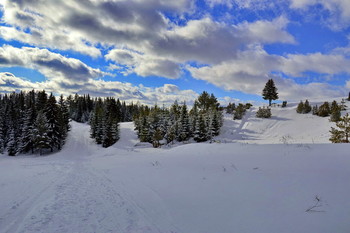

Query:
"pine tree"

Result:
[[304, 100, 312, 113], [46, 94, 61, 152], [0, 106, 5, 154], [296, 101, 304, 114], [330, 104, 341, 122], [330, 113, 350, 143], [7, 128, 17, 156], [178, 103, 191, 142], [348, 92, 350, 101], [318, 102, 331, 117], [35, 111, 50, 155], [340, 99, 347, 111], [262, 79, 279, 106], [194, 114, 207, 142], [19, 107, 35, 153], [58, 95, 70, 148], [256, 107, 272, 118]]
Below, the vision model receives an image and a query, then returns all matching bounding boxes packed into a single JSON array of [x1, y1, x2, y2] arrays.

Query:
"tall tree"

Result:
[[262, 79, 279, 106]]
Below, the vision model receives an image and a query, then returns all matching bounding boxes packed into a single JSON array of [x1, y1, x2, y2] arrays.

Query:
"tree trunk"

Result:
[[269, 99, 272, 106]]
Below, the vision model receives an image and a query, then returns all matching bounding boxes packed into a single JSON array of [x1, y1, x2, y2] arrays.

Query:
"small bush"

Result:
[[281, 101, 287, 108], [256, 107, 272, 118]]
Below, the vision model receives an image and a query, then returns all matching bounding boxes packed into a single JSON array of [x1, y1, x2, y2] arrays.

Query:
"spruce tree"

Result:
[[194, 114, 207, 142], [330, 113, 350, 143], [318, 102, 331, 117], [304, 100, 312, 113], [178, 103, 191, 142], [46, 94, 61, 152], [7, 128, 17, 156], [262, 79, 279, 106], [34, 111, 50, 155], [296, 101, 304, 114]]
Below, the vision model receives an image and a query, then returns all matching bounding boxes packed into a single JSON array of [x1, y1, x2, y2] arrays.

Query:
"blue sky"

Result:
[[1, 0, 350, 105]]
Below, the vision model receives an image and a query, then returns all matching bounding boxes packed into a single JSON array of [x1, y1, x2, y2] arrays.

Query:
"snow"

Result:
[[1, 103, 350, 233]]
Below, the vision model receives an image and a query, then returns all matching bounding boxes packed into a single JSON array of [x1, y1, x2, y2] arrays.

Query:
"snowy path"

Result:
[[1, 106, 350, 233], [0, 122, 178, 233]]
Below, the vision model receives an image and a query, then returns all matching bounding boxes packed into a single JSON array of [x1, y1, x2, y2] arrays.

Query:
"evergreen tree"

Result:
[[348, 92, 350, 101], [330, 103, 341, 122], [194, 114, 207, 142], [318, 102, 331, 117], [19, 107, 35, 153], [46, 94, 61, 152], [312, 105, 319, 115], [178, 103, 191, 142], [262, 79, 279, 106], [296, 101, 304, 114], [304, 100, 312, 113], [34, 111, 50, 155], [256, 107, 272, 118], [233, 104, 246, 120], [340, 99, 347, 111], [58, 95, 70, 148], [7, 128, 17, 156], [330, 113, 350, 143], [0, 105, 5, 153]]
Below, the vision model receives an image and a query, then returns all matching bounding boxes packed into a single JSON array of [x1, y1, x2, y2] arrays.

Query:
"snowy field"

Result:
[[1, 104, 350, 233]]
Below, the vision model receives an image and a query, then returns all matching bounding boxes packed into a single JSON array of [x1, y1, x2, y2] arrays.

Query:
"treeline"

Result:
[[66, 94, 137, 123], [225, 102, 252, 120], [297, 99, 347, 122], [0, 90, 70, 155], [133, 92, 223, 147], [67, 95, 142, 148]]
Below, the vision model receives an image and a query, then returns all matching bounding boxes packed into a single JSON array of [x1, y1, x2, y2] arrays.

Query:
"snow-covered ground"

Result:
[[1, 104, 350, 233]]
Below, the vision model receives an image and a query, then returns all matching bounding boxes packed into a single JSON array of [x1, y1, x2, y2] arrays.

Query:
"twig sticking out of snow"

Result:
[[306, 195, 325, 213]]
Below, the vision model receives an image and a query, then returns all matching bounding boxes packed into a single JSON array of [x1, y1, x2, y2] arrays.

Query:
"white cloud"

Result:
[[105, 49, 181, 79], [188, 47, 349, 100], [0, 45, 108, 82], [0, 72, 199, 106], [289, 0, 350, 30]]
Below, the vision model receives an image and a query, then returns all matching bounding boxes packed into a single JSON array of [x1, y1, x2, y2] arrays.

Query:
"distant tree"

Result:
[[304, 100, 312, 113], [329, 113, 350, 143], [330, 101, 341, 122], [348, 92, 350, 101], [296, 101, 304, 114], [233, 104, 246, 120], [340, 99, 347, 111], [318, 102, 331, 117], [281, 101, 287, 108], [262, 79, 279, 106]]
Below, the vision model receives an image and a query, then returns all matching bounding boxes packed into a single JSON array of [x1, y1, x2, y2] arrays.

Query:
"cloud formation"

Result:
[[0, 45, 107, 83], [0, 0, 350, 102]]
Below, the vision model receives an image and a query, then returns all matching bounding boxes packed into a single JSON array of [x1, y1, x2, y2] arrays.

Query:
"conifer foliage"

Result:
[[296, 100, 311, 114], [0, 91, 70, 156], [133, 92, 223, 147], [256, 107, 272, 118], [89, 97, 121, 148], [262, 79, 279, 106], [329, 113, 350, 143]]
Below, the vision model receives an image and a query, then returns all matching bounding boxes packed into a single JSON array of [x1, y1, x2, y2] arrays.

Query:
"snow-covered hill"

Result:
[[0, 104, 350, 233], [219, 103, 336, 144]]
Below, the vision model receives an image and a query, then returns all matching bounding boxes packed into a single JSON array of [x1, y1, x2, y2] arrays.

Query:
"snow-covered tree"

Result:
[[34, 111, 50, 155]]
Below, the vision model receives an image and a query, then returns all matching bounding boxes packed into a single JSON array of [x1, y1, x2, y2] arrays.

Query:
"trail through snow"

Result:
[[1, 103, 350, 233]]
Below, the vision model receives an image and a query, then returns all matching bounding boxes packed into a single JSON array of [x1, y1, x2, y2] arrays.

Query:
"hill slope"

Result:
[[0, 105, 349, 233]]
